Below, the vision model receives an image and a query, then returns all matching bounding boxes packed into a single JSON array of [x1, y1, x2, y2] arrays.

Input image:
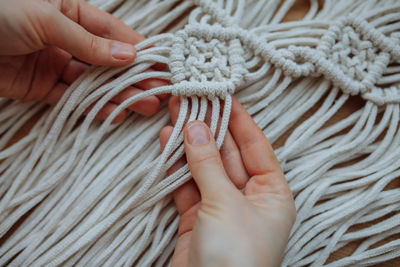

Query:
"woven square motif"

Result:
[[169, 25, 247, 97], [331, 27, 388, 82], [179, 37, 232, 82], [317, 19, 391, 93]]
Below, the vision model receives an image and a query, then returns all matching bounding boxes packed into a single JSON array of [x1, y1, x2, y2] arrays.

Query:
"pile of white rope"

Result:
[[0, 0, 399, 266]]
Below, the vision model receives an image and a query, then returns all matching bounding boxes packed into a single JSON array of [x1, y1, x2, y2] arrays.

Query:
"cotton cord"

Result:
[[0, 0, 400, 266]]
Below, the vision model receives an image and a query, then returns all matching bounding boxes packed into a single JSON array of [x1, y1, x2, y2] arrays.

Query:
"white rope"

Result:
[[0, 0, 400, 266]]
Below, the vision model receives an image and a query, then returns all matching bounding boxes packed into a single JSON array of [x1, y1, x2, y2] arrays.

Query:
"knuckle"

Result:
[[88, 35, 99, 55], [99, 23, 112, 39], [199, 199, 221, 214], [89, 35, 96, 50], [190, 151, 221, 167], [59, 0, 80, 21], [219, 142, 234, 158]]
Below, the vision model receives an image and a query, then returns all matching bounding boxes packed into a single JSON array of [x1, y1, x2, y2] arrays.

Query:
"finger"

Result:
[[168, 96, 214, 128], [168, 96, 206, 126], [111, 86, 160, 116], [136, 75, 169, 90], [168, 96, 182, 125], [160, 126, 200, 215], [61, 60, 161, 116], [229, 97, 289, 193], [61, 61, 163, 115], [77, 0, 145, 44], [168, 96, 214, 126], [61, 59, 89, 84], [42, 6, 136, 66], [152, 62, 167, 71], [84, 102, 128, 123], [141, 46, 167, 71], [184, 121, 237, 201], [169, 97, 249, 189], [43, 82, 127, 123], [22, 47, 71, 102], [75, 1, 170, 93], [159, 126, 177, 152], [42, 82, 69, 105], [135, 71, 170, 100], [168, 96, 192, 127], [219, 131, 249, 190], [62, 61, 162, 116]]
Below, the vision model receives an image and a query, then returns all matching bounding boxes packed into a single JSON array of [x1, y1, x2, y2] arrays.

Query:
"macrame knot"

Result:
[[325, 22, 390, 94], [171, 81, 234, 99], [362, 86, 400, 106], [315, 16, 397, 96], [168, 14, 399, 103], [169, 24, 247, 99]]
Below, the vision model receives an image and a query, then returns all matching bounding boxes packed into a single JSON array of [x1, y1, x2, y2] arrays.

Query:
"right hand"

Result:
[[160, 97, 296, 267]]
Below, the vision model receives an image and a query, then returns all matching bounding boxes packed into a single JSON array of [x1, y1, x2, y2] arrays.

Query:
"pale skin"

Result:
[[160, 97, 296, 267], [0, 0, 168, 122], [1, 1, 296, 266]]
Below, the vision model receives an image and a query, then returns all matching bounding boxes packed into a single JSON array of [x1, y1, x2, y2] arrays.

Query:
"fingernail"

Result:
[[186, 122, 210, 145], [110, 42, 136, 60]]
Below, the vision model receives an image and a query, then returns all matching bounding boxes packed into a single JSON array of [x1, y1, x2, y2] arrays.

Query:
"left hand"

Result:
[[0, 0, 168, 122]]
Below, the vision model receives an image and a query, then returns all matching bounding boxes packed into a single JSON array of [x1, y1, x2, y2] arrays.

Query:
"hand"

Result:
[[159, 97, 296, 267], [0, 0, 168, 122]]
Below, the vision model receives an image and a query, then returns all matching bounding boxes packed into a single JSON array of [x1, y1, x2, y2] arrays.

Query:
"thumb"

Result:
[[41, 8, 136, 66], [184, 121, 237, 201]]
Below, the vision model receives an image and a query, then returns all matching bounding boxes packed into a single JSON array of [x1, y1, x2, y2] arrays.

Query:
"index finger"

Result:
[[77, 0, 145, 44], [229, 97, 282, 177]]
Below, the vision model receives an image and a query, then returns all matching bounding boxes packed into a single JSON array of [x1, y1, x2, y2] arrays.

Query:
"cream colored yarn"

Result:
[[0, 0, 399, 266]]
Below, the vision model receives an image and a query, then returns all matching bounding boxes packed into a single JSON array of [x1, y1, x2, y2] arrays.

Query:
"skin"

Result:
[[160, 96, 297, 267], [0, 0, 168, 122]]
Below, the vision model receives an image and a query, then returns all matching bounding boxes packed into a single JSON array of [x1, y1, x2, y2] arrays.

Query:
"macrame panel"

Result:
[[0, 0, 399, 266]]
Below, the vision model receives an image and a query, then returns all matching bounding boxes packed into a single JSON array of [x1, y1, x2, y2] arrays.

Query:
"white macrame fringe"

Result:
[[0, 0, 399, 266]]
